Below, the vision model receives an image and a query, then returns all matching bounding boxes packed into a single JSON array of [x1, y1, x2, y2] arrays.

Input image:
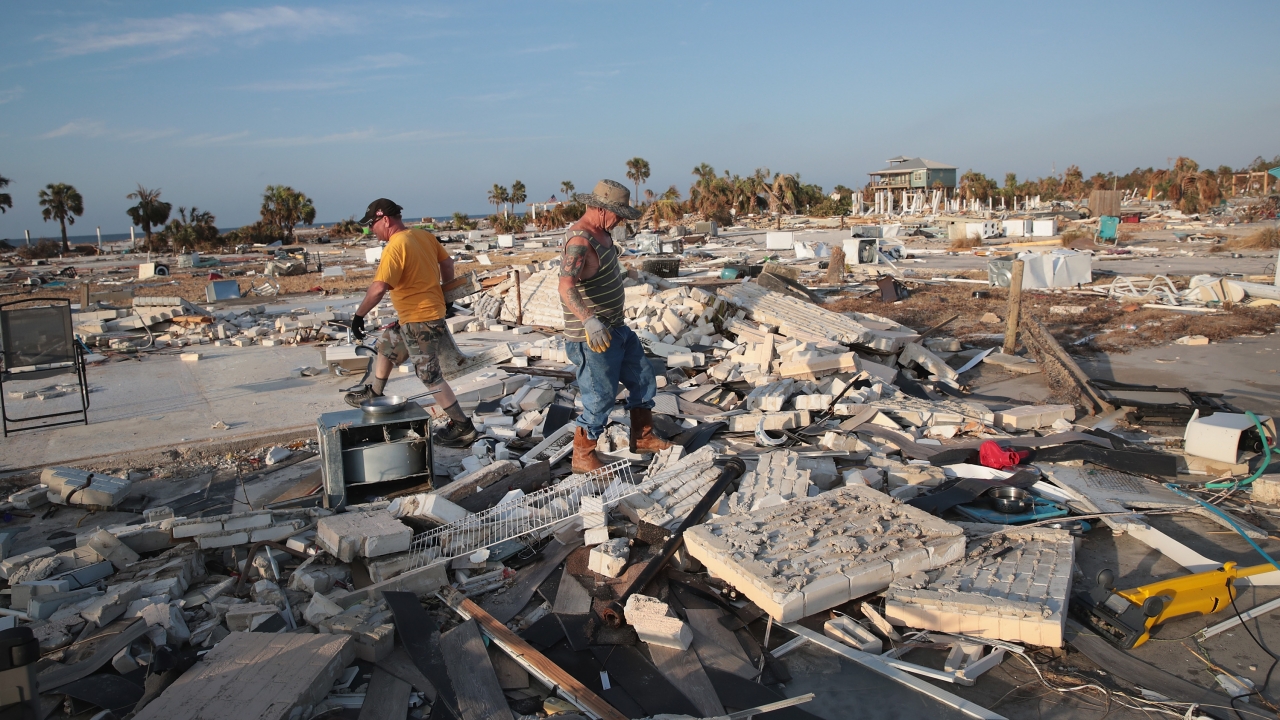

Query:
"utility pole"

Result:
[[96, 226, 102, 254]]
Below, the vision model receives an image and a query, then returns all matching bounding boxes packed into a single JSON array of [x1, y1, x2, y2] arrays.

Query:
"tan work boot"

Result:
[[572, 426, 606, 474], [629, 408, 673, 454]]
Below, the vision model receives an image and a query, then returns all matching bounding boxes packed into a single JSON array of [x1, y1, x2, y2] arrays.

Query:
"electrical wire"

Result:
[[1226, 586, 1280, 720]]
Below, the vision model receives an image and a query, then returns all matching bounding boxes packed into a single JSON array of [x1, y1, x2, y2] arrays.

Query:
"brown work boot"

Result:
[[629, 408, 673, 454], [572, 426, 606, 474]]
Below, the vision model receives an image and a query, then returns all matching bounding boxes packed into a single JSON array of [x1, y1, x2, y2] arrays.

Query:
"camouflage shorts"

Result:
[[375, 319, 448, 386]]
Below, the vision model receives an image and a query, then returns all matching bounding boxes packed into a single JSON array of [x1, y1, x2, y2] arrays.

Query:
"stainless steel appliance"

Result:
[[316, 405, 433, 509]]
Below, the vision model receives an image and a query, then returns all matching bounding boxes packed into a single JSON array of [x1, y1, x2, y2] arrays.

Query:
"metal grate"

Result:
[[407, 459, 641, 568], [1083, 468, 1149, 495]]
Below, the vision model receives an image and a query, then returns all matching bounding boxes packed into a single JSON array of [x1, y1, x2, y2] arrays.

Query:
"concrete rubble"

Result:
[[4, 218, 1280, 720]]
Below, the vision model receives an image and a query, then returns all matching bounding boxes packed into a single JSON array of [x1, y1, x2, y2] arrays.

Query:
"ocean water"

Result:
[[3, 214, 502, 246]]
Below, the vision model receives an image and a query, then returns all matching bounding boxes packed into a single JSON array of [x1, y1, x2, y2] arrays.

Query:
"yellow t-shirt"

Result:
[[374, 228, 450, 323]]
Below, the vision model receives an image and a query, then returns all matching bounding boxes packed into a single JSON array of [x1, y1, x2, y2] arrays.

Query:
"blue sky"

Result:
[[1, 1, 1277, 238]]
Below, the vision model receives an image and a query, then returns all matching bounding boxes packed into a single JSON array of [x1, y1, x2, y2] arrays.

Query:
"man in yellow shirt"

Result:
[[345, 198, 477, 448]]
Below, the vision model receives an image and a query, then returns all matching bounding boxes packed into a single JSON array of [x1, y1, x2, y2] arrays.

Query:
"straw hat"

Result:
[[575, 179, 642, 220]]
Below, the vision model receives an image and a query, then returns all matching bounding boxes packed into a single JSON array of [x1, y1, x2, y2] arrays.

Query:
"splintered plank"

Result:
[[552, 566, 593, 615], [131, 632, 354, 720], [358, 668, 412, 720], [684, 608, 756, 679], [439, 588, 629, 720], [439, 619, 514, 720], [647, 643, 725, 718]]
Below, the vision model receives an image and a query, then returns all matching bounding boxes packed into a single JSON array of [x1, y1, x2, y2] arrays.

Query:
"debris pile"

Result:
[[4, 221, 1280, 720]]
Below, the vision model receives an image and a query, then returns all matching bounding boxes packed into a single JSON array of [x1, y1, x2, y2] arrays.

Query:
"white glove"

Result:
[[584, 317, 612, 353]]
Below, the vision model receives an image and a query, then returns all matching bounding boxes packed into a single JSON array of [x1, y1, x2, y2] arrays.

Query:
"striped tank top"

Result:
[[561, 229, 626, 342]]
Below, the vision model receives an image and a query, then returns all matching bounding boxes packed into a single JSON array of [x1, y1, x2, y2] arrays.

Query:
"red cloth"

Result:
[[979, 440, 1030, 471]]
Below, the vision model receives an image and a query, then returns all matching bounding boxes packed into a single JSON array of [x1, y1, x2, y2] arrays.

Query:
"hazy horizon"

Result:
[[2, 1, 1277, 238]]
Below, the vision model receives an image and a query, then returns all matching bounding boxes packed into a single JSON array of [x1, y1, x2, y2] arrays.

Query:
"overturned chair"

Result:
[[0, 298, 91, 436]]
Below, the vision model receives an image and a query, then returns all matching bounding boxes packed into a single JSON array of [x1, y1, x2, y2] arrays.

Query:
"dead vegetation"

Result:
[[827, 279, 1280, 353], [947, 237, 983, 251], [19, 249, 562, 307], [1230, 226, 1280, 250]]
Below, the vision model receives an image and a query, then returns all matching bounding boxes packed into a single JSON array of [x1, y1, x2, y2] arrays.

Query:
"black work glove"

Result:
[[350, 314, 366, 341]]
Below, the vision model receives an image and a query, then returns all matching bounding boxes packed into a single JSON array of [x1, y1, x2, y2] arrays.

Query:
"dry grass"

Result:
[[948, 237, 983, 251], [1230, 227, 1280, 250], [826, 279, 1280, 353]]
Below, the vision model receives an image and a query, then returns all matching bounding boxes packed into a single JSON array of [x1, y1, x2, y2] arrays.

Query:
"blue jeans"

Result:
[[566, 325, 657, 439]]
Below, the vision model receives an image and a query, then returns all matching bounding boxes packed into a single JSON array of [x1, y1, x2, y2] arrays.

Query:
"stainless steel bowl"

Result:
[[988, 486, 1031, 514]]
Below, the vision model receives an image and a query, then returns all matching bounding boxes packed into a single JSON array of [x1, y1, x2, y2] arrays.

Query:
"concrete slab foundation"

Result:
[[684, 485, 964, 622]]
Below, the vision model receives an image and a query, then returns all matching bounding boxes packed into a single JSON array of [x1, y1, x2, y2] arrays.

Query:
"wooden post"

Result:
[[1002, 260, 1024, 355], [512, 269, 523, 326], [827, 246, 845, 285]]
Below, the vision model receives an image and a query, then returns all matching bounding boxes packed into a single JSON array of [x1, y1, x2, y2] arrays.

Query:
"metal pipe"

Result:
[[601, 458, 745, 627], [232, 536, 314, 597]]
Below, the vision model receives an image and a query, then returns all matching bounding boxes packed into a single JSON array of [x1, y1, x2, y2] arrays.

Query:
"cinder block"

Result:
[[725, 411, 809, 433], [9, 485, 49, 510], [390, 493, 470, 525], [42, 467, 131, 508], [224, 602, 283, 631], [625, 594, 692, 650], [588, 537, 630, 578], [80, 582, 143, 625], [87, 529, 140, 570], [316, 512, 412, 562], [1252, 476, 1280, 506], [996, 404, 1075, 431]]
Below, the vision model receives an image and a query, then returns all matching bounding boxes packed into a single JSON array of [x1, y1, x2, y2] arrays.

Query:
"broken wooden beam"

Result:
[[438, 587, 629, 720], [1019, 318, 1112, 415]]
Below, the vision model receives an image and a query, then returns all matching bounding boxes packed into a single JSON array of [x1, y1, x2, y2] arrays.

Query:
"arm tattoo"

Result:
[[562, 284, 594, 322], [560, 243, 588, 279]]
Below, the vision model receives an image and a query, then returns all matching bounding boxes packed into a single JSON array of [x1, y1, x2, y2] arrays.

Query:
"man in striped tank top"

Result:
[[558, 180, 672, 473]]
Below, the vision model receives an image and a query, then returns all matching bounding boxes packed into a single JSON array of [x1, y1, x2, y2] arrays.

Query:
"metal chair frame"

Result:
[[0, 298, 91, 436]]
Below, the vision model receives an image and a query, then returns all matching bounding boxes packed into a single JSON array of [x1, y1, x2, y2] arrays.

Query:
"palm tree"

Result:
[[560, 181, 575, 201], [768, 174, 800, 214], [0, 174, 12, 214], [509, 180, 527, 217], [648, 186, 685, 230], [488, 184, 509, 216], [126, 185, 172, 246], [688, 163, 716, 210], [38, 183, 84, 253], [625, 158, 650, 206], [260, 185, 316, 244]]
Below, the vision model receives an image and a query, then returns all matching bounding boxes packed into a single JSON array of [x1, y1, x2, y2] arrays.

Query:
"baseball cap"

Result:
[[359, 198, 403, 226]]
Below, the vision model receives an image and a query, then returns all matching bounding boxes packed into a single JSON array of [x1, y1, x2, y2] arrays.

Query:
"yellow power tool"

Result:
[[1072, 561, 1278, 649]]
